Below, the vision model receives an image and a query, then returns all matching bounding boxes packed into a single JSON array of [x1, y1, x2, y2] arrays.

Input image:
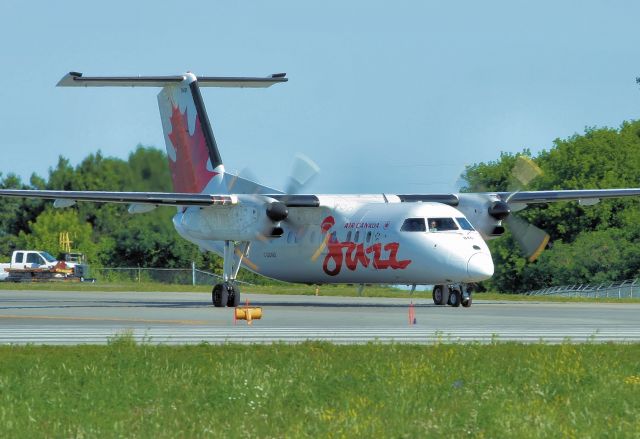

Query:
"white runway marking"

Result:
[[2, 326, 640, 344], [1, 290, 639, 344]]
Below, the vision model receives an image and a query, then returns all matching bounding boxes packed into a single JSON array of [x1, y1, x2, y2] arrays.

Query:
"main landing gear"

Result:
[[432, 284, 473, 308], [212, 282, 241, 308], [212, 241, 250, 308]]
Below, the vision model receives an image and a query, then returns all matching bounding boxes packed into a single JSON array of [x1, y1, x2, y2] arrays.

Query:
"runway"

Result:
[[0, 290, 639, 344]]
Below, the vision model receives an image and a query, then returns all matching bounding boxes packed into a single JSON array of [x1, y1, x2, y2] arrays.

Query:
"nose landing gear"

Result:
[[433, 284, 473, 308]]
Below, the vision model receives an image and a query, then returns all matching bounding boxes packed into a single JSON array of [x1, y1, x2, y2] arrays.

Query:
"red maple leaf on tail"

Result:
[[167, 105, 218, 193]]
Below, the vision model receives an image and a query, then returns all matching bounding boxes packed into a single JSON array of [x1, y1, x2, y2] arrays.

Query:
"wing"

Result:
[[0, 189, 320, 208], [0, 189, 236, 207], [496, 188, 640, 204], [3, 188, 640, 207], [397, 188, 640, 207]]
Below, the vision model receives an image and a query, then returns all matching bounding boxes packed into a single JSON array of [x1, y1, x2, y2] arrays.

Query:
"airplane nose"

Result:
[[467, 253, 494, 281]]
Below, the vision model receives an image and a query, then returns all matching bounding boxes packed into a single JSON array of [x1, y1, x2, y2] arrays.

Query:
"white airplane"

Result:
[[1, 71, 640, 308]]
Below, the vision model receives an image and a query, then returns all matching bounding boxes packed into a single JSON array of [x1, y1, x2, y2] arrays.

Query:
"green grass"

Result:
[[0, 281, 426, 298], [1, 280, 639, 302], [0, 280, 214, 293], [0, 341, 638, 437], [0, 281, 408, 296], [473, 291, 640, 303]]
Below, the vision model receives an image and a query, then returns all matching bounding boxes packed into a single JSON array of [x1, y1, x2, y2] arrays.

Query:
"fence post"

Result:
[[192, 261, 196, 286], [138, 266, 141, 283]]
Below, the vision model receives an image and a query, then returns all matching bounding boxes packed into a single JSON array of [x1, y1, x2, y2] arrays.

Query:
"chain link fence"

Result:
[[526, 278, 639, 299], [91, 265, 253, 286]]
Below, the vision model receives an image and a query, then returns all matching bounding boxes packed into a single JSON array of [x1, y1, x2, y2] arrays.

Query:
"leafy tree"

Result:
[[103, 208, 198, 268], [127, 145, 172, 192], [19, 208, 98, 262], [0, 173, 45, 254], [462, 120, 640, 292]]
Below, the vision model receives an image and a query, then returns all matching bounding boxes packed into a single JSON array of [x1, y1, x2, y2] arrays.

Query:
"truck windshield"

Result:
[[40, 252, 58, 263]]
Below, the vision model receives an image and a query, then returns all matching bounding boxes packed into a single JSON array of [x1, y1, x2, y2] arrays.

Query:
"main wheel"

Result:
[[441, 287, 450, 306], [227, 284, 241, 307], [212, 283, 229, 308], [462, 294, 472, 308], [449, 288, 461, 307], [433, 285, 444, 305]]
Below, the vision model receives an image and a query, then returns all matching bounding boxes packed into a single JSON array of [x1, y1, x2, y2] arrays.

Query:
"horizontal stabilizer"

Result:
[[57, 72, 287, 88]]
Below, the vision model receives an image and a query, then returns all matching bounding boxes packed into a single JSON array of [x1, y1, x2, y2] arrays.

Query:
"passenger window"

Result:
[[346, 231, 352, 242], [354, 231, 360, 242], [366, 231, 372, 243], [401, 218, 426, 232], [456, 217, 475, 231], [428, 218, 459, 232], [330, 231, 338, 243], [15, 252, 24, 263]]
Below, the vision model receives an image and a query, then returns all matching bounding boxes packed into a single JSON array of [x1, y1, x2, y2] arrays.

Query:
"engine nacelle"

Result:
[[175, 200, 282, 241], [456, 193, 506, 240]]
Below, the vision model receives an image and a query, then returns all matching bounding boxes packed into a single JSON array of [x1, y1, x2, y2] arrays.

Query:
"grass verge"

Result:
[[0, 281, 408, 296], [0, 280, 639, 303], [0, 342, 638, 437]]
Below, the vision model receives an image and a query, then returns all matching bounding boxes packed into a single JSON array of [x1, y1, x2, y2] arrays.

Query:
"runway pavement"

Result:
[[0, 289, 639, 344]]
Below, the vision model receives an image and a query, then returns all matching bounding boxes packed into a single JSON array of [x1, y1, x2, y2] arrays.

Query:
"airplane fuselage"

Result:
[[173, 196, 494, 285]]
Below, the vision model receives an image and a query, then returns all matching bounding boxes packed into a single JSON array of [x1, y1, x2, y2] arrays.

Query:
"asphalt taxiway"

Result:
[[0, 290, 639, 344]]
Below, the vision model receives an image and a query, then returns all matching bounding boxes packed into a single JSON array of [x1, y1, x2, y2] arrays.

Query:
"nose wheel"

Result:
[[433, 284, 473, 308]]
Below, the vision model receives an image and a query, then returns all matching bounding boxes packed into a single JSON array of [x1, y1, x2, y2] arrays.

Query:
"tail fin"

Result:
[[57, 71, 288, 194], [157, 73, 223, 193]]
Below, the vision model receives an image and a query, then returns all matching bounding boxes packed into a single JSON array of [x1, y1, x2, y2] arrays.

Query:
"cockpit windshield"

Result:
[[401, 217, 474, 233], [456, 217, 475, 231], [427, 218, 459, 232], [400, 218, 426, 232]]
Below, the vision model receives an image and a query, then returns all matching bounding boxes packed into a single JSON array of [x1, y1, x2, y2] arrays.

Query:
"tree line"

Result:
[[1, 120, 639, 292], [0, 146, 228, 276], [462, 120, 640, 292]]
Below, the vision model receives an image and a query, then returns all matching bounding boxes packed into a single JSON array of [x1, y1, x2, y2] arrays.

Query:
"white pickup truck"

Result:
[[0, 250, 66, 281]]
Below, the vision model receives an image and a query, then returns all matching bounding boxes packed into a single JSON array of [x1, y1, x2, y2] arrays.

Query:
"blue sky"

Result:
[[1, 1, 639, 194]]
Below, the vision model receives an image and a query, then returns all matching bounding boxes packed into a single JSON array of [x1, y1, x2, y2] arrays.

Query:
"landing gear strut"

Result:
[[432, 284, 473, 308], [211, 240, 250, 308]]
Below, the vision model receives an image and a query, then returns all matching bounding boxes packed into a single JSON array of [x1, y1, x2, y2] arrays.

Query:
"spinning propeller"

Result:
[[469, 156, 550, 262], [265, 154, 320, 226], [230, 154, 319, 239]]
